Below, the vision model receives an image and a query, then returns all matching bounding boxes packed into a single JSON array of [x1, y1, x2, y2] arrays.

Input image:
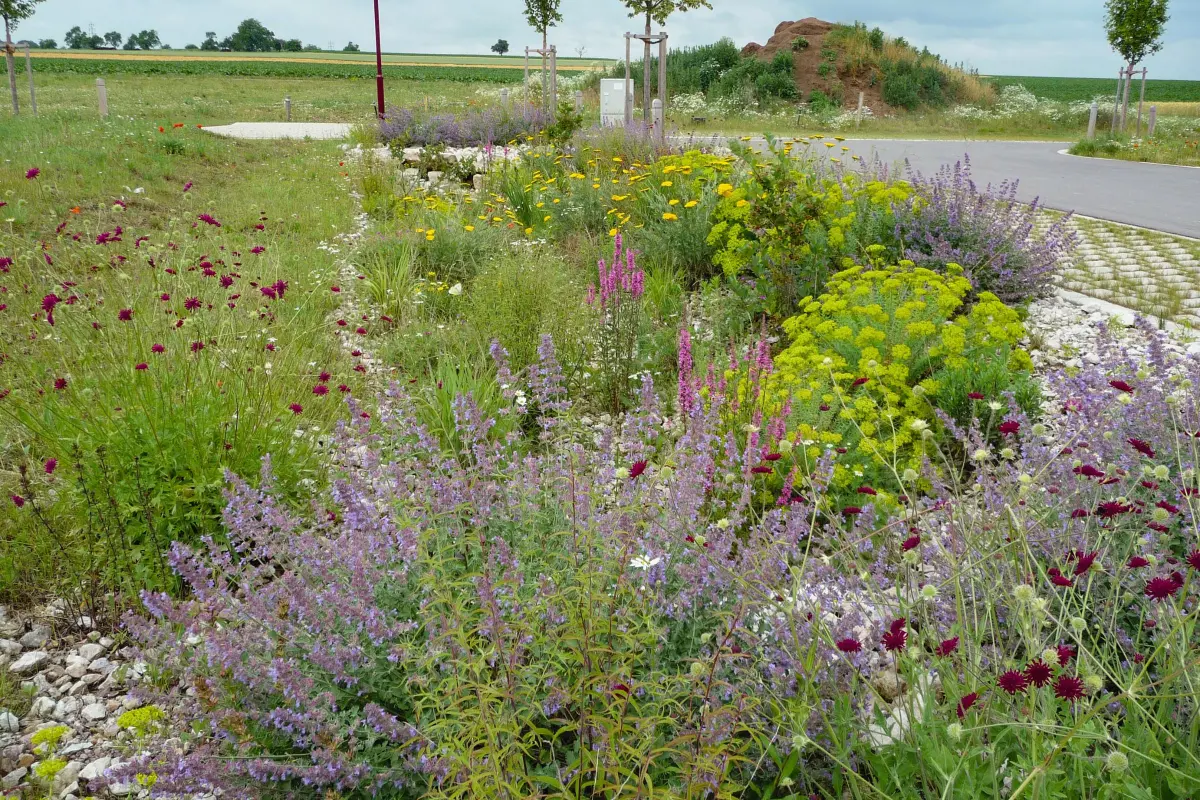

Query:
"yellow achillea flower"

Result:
[[662, 212, 678, 221], [685, 200, 698, 208], [717, 183, 734, 197], [669, 198, 680, 205], [465, 225, 475, 231], [661, 180, 673, 187]]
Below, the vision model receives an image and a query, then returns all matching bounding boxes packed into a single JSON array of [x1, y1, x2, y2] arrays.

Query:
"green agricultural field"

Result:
[[9, 73, 489, 124], [27, 48, 612, 68], [985, 75, 1200, 103]]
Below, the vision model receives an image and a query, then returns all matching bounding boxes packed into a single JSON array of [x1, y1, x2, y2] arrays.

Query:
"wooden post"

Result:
[[285, 95, 291, 122], [524, 47, 530, 110], [5, 34, 17, 115], [652, 98, 663, 142], [96, 78, 108, 117], [1120, 64, 1133, 132], [1111, 67, 1122, 134], [1148, 104, 1158, 138], [548, 46, 557, 122], [856, 91, 864, 128], [574, 89, 583, 114], [1135, 67, 1147, 138], [1087, 101, 1098, 140], [658, 34, 667, 115], [23, 44, 35, 116], [623, 33, 632, 126], [501, 87, 509, 110]]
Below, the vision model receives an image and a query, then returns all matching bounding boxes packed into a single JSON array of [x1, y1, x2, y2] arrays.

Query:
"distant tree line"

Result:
[[52, 19, 359, 52]]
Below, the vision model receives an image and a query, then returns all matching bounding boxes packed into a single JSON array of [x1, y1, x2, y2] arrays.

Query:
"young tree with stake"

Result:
[[524, 0, 562, 106], [1104, 0, 1169, 128], [2, 0, 44, 114], [617, 0, 711, 123]]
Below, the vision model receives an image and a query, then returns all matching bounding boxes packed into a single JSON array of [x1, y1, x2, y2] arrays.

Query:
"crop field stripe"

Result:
[[27, 51, 607, 71], [984, 75, 1200, 103]]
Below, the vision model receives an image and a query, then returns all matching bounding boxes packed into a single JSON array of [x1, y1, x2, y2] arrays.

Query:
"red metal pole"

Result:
[[374, 0, 385, 118]]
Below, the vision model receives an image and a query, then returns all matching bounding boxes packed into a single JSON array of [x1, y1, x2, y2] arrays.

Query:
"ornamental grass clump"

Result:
[[117, 329, 1200, 798], [895, 154, 1079, 303]]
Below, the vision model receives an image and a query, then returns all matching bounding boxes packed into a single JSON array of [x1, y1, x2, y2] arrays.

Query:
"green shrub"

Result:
[[791, 36, 810, 51], [817, 61, 834, 78]]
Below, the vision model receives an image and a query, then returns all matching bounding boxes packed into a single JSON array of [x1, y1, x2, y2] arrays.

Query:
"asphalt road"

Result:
[[683, 136, 1200, 238]]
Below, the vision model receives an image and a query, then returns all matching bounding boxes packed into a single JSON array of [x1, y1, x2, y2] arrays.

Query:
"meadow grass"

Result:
[[0, 100, 365, 605]]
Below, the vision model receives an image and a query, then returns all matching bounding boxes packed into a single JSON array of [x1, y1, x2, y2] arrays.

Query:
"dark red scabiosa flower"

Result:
[[956, 692, 979, 718], [1053, 675, 1085, 702], [611, 682, 630, 696], [835, 638, 862, 654], [629, 460, 648, 479], [935, 637, 959, 657], [265, 343, 276, 352], [25, 168, 40, 180], [1070, 509, 1090, 519], [336, 319, 348, 327], [219, 275, 234, 288], [851, 377, 869, 388], [1184, 488, 1200, 498], [41, 293, 61, 325], [1127, 556, 1150, 568], [351, 350, 362, 357], [270, 279, 288, 299], [1144, 577, 1179, 602], [135, 362, 148, 371], [1072, 551, 1098, 576], [151, 343, 164, 354], [318, 371, 331, 383], [1073, 464, 1105, 478], [1147, 522, 1171, 534], [968, 392, 985, 400], [198, 213, 222, 227], [184, 297, 202, 311], [882, 619, 907, 652], [1156, 501, 1180, 515], [0, 256, 11, 271], [1056, 645, 1077, 665], [159, 293, 171, 302], [117, 308, 133, 322], [1128, 438, 1155, 458], [751, 465, 774, 474], [355, 327, 367, 335], [53, 378, 67, 391], [763, 452, 782, 461], [44, 458, 57, 475], [11, 494, 24, 508], [998, 420, 1020, 436], [901, 534, 921, 551], [190, 341, 205, 353], [183, 181, 193, 192], [1047, 568, 1073, 588], [250, 246, 265, 255], [289, 403, 303, 415], [1186, 551, 1200, 572], [260, 286, 278, 300], [842, 506, 863, 516], [1096, 501, 1133, 519], [312, 384, 328, 396], [338, 384, 351, 393], [1109, 379, 1135, 394], [1140, 480, 1159, 490], [330, 285, 341, 293], [857, 486, 877, 496], [1025, 660, 1054, 688], [998, 670, 1028, 694]]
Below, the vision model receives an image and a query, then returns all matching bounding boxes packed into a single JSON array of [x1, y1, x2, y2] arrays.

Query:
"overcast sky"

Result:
[[13, 0, 1199, 79]]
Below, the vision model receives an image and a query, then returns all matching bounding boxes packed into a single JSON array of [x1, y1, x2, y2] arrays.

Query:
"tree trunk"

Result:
[[1120, 62, 1134, 133], [5, 16, 19, 116], [541, 29, 547, 112], [643, 13, 652, 125]]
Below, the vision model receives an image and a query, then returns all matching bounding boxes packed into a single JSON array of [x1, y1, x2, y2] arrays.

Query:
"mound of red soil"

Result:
[[742, 18, 894, 115]]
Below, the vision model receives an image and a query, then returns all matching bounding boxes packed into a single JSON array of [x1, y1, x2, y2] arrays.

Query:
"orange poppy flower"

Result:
[[158, 126, 165, 133], [173, 123, 184, 128], [70, 207, 81, 214]]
